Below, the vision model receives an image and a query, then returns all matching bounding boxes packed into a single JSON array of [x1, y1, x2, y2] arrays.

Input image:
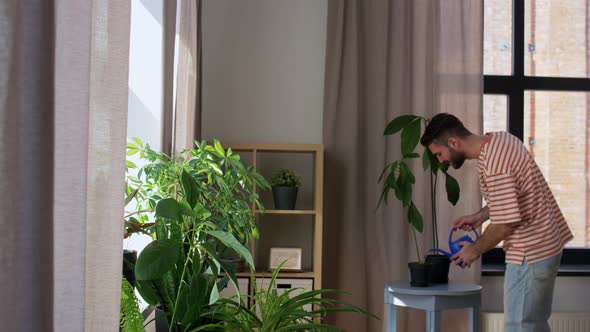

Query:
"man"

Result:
[[420, 113, 573, 332]]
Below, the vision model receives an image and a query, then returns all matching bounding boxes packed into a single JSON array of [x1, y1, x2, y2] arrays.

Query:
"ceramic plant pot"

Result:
[[272, 186, 298, 210]]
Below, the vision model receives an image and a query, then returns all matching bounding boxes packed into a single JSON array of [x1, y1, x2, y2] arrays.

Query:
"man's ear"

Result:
[[447, 137, 459, 150]]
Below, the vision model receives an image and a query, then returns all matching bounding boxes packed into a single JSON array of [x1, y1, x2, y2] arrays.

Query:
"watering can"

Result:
[[428, 228, 479, 258]]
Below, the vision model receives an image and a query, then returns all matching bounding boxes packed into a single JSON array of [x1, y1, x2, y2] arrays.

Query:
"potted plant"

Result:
[[199, 262, 377, 331], [128, 139, 270, 331], [270, 168, 301, 210], [378, 115, 460, 286]]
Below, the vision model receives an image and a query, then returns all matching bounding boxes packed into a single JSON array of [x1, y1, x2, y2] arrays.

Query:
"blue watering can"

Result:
[[428, 228, 479, 258]]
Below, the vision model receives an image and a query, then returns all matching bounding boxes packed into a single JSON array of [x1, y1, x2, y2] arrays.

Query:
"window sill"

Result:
[[482, 264, 590, 277]]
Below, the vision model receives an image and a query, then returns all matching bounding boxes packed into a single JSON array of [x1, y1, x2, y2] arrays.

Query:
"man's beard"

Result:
[[449, 147, 466, 169]]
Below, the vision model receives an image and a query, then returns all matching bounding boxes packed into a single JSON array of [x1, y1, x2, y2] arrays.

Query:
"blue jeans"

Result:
[[504, 252, 562, 332]]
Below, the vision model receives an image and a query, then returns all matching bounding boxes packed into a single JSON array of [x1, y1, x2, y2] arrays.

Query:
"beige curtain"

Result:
[[168, 0, 203, 154], [323, 1, 483, 331], [1, 1, 131, 331]]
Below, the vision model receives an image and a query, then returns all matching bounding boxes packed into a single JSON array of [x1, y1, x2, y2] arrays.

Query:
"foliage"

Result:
[[378, 115, 461, 262], [271, 168, 302, 188], [198, 262, 377, 332], [131, 139, 271, 331], [120, 277, 144, 332]]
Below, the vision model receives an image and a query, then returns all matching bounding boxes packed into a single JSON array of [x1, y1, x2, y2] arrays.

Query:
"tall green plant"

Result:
[[198, 262, 377, 331], [378, 115, 460, 262], [131, 139, 270, 331]]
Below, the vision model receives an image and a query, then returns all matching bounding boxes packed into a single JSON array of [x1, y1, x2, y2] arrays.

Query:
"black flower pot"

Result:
[[408, 262, 432, 287], [123, 249, 137, 288], [425, 254, 450, 284], [272, 186, 298, 210]]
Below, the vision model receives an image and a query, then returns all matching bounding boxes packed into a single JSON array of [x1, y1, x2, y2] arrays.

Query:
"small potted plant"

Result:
[[271, 168, 301, 210]]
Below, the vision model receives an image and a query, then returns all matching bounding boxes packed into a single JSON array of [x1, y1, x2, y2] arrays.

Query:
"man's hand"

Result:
[[453, 206, 489, 231], [450, 242, 480, 268]]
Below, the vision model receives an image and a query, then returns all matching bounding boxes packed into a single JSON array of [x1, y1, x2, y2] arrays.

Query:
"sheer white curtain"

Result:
[[1, 1, 131, 331], [323, 1, 482, 331]]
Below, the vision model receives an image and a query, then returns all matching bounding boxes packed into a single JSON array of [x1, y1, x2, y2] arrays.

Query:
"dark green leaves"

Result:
[[155, 197, 196, 221], [135, 239, 180, 280], [208, 231, 255, 269], [401, 118, 421, 157], [384, 115, 420, 135], [408, 201, 424, 233], [445, 173, 460, 205]]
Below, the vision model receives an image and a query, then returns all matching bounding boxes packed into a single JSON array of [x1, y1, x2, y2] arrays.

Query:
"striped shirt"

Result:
[[478, 132, 573, 264]]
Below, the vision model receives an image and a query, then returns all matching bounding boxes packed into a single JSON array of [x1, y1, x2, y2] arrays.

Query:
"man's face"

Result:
[[428, 142, 466, 169]]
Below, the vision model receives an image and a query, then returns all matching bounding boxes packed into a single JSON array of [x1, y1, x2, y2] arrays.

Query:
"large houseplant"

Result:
[[378, 115, 460, 286], [129, 139, 270, 331]]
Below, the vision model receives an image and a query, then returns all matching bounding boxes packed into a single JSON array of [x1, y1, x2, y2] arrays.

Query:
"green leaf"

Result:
[[181, 170, 199, 209], [403, 153, 420, 159], [125, 160, 137, 168], [384, 115, 420, 135], [445, 172, 460, 205], [132, 137, 143, 147], [126, 149, 138, 157], [401, 119, 421, 156], [408, 201, 424, 233], [439, 162, 450, 173], [428, 149, 440, 173], [135, 280, 160, 305], [135, 239, 180, 280], [213, 139, 225, 157], [422, 149, 431, 171], [208, 231, 254, 269], [209, 280, 220, 305], [155, 198, 196, 222], [155, 198, 182, 221]]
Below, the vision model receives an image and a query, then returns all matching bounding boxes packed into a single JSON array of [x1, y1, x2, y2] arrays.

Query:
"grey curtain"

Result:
[[1, 1, 131, 331], [323, 1, 483, 331], [169, 0, 203, 154]]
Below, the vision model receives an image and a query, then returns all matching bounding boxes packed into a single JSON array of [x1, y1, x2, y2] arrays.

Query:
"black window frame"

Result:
[[483, 0, 590, 275]]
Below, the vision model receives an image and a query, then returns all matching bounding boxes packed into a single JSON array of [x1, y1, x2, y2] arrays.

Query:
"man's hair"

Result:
[[420, 113, 472, 147]]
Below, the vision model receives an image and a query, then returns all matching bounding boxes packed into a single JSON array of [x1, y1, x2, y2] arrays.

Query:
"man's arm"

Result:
[[453, 205, 490, 230], [451, 222, 517, 268]]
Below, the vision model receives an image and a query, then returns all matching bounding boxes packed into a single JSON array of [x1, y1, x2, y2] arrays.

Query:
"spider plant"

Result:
[[198, 262, 378, 332]]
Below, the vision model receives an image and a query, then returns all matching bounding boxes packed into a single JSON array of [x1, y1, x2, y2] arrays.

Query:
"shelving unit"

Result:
[[222, 142, 324, 297]]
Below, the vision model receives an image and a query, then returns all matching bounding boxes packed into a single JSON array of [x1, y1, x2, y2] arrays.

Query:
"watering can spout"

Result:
[[428, 248, 452, 258]]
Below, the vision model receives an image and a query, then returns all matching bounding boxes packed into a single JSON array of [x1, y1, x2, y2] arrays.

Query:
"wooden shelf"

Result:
[[233, 271, 316, 278], [222, 142, 322, 153], [255, 209, 317, 215]]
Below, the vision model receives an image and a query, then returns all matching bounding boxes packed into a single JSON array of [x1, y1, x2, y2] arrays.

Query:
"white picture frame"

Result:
[[269, 247, 302, 271]]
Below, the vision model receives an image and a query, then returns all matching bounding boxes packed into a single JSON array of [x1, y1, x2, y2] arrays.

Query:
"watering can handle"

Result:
[[449, 228, 479, 243]]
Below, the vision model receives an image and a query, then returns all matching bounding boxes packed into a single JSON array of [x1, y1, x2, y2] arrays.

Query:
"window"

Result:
[[483, 0, 590, 273]]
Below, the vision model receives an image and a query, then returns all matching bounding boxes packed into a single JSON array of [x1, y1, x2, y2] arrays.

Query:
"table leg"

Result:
[[385, 303, 397, 331], [469, 306, 480, 332], [426, 310, 441, 332]]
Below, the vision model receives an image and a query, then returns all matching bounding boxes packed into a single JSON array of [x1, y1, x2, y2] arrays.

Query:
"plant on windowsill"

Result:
[[128, 139, 270, 331], [270, 168, 301, 210], [378, 115, 460, 287]]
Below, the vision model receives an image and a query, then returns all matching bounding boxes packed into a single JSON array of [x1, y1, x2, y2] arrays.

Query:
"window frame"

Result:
[[483, 0, 590, 274]]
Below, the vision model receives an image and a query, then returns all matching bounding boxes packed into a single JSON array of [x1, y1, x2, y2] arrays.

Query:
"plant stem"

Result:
[[169, 224, 197, 332], [433, 172, 439, 250], [412, 227, 421, 263]]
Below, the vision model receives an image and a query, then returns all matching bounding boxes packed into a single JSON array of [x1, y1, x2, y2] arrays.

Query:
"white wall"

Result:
[[482, 275, 590, 313], [202, 0, 327, 144]]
